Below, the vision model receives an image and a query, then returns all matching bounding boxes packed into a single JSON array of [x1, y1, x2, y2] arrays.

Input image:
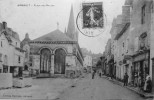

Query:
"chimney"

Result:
[[2, 22, 7, 30], [122, 5, 131, 24]]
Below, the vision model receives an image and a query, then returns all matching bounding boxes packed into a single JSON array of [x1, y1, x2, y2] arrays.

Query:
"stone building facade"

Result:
[[105, 0, 154, 91], [0, 22, 25, 76], [104, 39, 111, 76], [21, 6, 84, 78], [129, 0, 151, 87], [83, 55, 92, 72]]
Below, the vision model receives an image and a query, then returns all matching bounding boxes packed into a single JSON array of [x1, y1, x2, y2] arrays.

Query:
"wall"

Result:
[[150, 0, 154, 91], [30, 42, 83, 75], [130, 0, 151, 53], [0, 31, 25, 73], [30, 43, 74, 54]]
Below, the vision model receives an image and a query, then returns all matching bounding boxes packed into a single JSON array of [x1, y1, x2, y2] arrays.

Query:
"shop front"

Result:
[[123, 55, 133, 83], [132, 50, 150, 87]]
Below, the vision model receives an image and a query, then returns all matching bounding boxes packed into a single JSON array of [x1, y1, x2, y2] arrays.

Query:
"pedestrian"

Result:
[[96, 57, 103, 78], [98, 68, 102, 78], [145, 77, 152, 93], [138, 75, 143, 91], [144, 75, 152, 93], [92, 68, 96, 79], [123, 73, 129, 86], [144, 74, 150, 91], [134, 72, 138, 86]]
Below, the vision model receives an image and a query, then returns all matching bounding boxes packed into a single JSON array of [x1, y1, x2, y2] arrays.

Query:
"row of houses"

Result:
[[102, 0, 154, 92], [0, 22, 28, 77]]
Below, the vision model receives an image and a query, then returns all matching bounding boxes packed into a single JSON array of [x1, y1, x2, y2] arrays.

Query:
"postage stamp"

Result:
[[82, 2, 104, 28], [76, 2, 107, 37]]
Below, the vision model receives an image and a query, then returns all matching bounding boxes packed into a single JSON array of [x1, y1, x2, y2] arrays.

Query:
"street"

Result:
[[58, 74, 153, 100], [0, 78, 76, 99], [0, 74, 153, 100]]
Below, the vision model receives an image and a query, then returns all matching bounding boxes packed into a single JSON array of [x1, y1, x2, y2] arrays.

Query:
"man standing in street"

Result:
[[96, 57, 103, 78], [123, 73, 129, 86], [92, 67, 96, 79]]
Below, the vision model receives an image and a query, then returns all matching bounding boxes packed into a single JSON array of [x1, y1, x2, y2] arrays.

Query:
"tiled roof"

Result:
[[0, 23, 20, 40], [32, 29, 74, 42]]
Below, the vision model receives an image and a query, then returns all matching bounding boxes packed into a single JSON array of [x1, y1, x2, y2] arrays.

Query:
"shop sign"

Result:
[[133, 52, 149, 62], [124, 55, 132, 60]]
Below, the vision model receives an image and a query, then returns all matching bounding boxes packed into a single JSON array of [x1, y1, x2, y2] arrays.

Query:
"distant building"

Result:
[[83, 55, 92, 72], [84, 55, 92, 67], [0, 22, 25, 76]]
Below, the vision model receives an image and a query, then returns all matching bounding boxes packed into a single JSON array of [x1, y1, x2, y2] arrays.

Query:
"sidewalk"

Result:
[[102, 75, 154, 98]]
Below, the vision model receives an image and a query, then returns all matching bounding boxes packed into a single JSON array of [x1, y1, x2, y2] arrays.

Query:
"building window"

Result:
[[126, 39, 129, 53], [18, 56, 20, 63], [141, 5, 146, 24], [139, 32, 147, 50]]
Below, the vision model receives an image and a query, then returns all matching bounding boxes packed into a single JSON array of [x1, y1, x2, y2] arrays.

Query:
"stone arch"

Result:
[[40, 48, 52, 73], [54, 48, 66, 74], [39, 46, 53, 54], [53, 47, 67, 54]]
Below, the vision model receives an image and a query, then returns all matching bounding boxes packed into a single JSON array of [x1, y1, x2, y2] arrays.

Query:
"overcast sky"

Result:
[[0, 0, 125, 54]]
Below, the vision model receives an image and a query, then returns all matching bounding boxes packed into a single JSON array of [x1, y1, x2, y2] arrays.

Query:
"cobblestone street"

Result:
[[58, 74, 153, 100]]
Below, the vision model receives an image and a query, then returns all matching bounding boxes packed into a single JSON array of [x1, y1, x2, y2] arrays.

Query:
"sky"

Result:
[[0, 0, 125, 54]]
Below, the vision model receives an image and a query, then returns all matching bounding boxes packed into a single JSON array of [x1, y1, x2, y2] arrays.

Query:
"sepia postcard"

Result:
[[0, 0, 153, 100]]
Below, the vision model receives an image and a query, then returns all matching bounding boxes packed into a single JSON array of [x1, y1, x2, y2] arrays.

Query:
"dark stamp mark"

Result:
[[76, 2, 107, 37], [82, 2, 103, 28]]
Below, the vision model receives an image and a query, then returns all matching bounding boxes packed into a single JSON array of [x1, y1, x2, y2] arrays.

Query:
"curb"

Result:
[[102, 76, 154, 98]]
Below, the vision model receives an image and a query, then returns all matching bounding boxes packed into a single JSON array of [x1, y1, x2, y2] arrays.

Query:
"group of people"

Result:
[[91, 56, 152, 93], [92, 57, 103, 79], [123, 73, 152, 93], [92, 68, 102, 79], [143, 75, 152, 93]]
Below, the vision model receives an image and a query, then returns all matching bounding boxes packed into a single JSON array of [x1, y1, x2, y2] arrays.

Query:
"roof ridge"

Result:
[[32, 29, 74, 42]]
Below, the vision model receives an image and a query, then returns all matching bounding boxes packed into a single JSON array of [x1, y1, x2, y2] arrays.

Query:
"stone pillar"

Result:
[[8, 66, 10, 73], [50, 54, 54, 74]]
